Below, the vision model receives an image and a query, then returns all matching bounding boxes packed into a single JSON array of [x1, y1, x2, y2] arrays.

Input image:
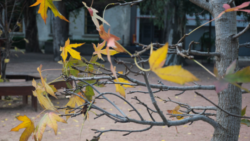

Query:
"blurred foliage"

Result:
[[139, 0, 209, 29]]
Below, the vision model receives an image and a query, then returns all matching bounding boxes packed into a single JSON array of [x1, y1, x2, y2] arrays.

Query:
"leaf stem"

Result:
[[134, 57, 151, 72], [192, 59, 216, 77]]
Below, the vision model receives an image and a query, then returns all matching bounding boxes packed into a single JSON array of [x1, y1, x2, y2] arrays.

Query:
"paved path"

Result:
[[0, 52, 250, 141]]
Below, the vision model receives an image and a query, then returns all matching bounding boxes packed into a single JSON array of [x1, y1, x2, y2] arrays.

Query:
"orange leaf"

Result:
[[82, 2, 110, 31], [149, 43, 198, 85], [11, 115, 35, 141], [60, 38, 84, 62], [30, 0, 69, 24], [34, 112, 67, 141], [218, 2, 250, 18], [167, 105, 184, 120], [93, 41, 119, 60]]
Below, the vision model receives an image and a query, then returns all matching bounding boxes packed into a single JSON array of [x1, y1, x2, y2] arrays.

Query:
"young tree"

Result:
[[0, 0, 27, 80], [11, 0, 250, 141]]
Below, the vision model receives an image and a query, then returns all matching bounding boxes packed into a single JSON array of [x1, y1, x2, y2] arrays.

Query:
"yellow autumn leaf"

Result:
[[149, 43, 168, 70], [30, 0, 69, 24], [154, 66, 199, 85], [11, 115, 35, 141], [167, 105, 184, 120], [34, 112, 67, 141], [33, 88, 57, 111], [37, 65, 57, 98], [93, 41, 119, 61], [114, 79, 126, 98], [149, 43, 198, 85], [60, 38, 84, 62], [65, 93, 86, 120]]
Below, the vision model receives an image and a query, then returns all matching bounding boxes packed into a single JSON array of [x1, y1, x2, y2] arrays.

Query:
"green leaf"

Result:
[[85, 86, 95, 101], [66, 82, 73, 89], [241, 119, 250, 127], [241, 106, 247, 116], [70, 67, 79, 76], [225, 66, 250, 83]]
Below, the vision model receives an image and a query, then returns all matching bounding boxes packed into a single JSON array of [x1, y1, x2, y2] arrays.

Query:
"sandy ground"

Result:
[[0, 52, 250, 141]]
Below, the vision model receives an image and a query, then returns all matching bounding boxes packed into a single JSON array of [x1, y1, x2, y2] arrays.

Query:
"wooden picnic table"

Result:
[[0, 73, 69, 111]]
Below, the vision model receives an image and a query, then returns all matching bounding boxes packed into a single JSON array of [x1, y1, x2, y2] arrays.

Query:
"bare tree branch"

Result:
[[232, 23, 250, 39], [239, 42, 250, 48]]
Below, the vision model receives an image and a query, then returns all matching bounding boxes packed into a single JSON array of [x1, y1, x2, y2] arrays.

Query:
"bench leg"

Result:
[[23, 95, 28, 105], [32, 95, 37, 112]]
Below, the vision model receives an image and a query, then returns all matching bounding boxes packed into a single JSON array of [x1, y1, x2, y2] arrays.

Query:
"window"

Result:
[[84, 9, 99, 34]]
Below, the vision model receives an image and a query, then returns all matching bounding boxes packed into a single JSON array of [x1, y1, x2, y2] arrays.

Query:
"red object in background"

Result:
[[133, 34, 136, 44]]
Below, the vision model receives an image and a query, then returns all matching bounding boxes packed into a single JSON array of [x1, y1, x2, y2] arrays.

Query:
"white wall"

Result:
[[37, 8, 99, 48], [103, 5, 131, 46]]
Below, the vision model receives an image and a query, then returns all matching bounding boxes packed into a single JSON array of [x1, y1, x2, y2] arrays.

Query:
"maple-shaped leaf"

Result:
[[82, 2, 110, 31], [99, 25, 130, 54], [60, 38, 84, 62], [167, 105, 184, 120], [30, 0, 69, 24], [65, 92, 86, 120], [33, 88, 57, 111], [11, 115, 35, 141], [114, 79, 126, 98], [37, 65, 57, 98], [149, 43, 198, 85], [213, 60, 249, 93], [93, 41, 119, 61], [218, 2, 250, 18], [114, 72, 134, 97], [224, 66, 250, 83], [34, 112, 67, 141]]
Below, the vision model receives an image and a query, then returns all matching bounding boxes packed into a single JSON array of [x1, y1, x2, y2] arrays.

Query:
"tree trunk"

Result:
[[164, 1, 185, 66], [211, 1, 241, 141], [53, 1, 69, 61], [25, 0, 41, 53]]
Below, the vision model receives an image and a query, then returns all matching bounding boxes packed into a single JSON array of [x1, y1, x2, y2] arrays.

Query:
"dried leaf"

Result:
[[30, 0, 69, 24], [11, 115, 35, 141], [33, 89, 57, 111], [37, 65, 57, 98], [82, 2, 109, 31], [214, 80, 229, 93], [218, 2, 250, 18], [65, 93, 85, 120], [93, 41, 119, 60], [34, 112, 67, 141], [167, 105, 184, 120]]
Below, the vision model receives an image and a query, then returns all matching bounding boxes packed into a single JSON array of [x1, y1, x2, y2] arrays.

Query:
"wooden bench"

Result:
[[0, 73, 69, 111]]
